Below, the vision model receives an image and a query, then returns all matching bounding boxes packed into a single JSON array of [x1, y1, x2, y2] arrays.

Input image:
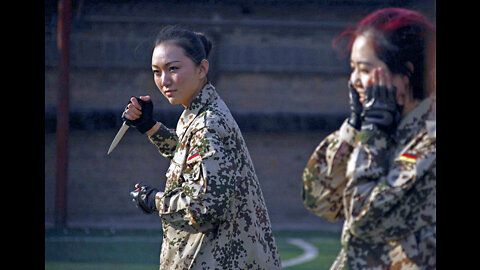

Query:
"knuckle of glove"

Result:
[[130, 182, 157, 214]]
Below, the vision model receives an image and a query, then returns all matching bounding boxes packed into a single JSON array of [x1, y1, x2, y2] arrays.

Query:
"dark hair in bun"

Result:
[[154, 25, 212, 66]]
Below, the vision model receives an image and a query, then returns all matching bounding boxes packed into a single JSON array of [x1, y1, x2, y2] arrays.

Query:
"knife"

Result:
[[107, 97, 149, 155], [107, 122, 130, 155]]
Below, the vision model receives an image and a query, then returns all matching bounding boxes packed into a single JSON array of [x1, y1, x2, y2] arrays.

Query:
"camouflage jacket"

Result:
[[148, 83, 281, 270], [302, 95, 436, 270]]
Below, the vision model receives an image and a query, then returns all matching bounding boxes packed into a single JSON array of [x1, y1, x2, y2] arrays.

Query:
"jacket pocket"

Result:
[[181, 161, 205, 198]]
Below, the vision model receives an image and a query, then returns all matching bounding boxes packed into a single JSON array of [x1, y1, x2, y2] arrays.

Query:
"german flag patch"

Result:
[[187, 152, 201, 163], [397, 153, 418, 163]]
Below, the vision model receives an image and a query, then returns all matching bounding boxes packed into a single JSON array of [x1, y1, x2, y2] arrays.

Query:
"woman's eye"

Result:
[[169, 66, 179, 72], [359, 68, 371, 74]]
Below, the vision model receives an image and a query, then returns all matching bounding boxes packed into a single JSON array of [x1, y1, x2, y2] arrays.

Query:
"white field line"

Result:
[[281, 238, 319, 268], [46, 235, 319, 268]]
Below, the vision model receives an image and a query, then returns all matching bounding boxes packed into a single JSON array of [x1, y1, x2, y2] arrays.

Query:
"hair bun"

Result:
[[155, 26, 212, 65], [195, 32, 212, 58]]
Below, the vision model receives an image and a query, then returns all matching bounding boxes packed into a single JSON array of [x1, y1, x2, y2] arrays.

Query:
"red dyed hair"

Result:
[[333, 8, 436, 99]]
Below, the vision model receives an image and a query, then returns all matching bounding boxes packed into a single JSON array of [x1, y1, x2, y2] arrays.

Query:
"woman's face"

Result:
[[350, 34, 409, 106], [152, 42, 208, 108]]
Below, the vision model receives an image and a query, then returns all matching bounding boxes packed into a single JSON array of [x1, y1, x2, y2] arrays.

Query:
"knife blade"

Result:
[[107, 122, 130, 155]]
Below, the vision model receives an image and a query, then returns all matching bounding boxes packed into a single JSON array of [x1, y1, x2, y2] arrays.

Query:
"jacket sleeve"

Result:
[[344, 127, 436, 241], [155, 121, 235, 232], [302, 120, 358, 222], [148, 122, 178, 159]]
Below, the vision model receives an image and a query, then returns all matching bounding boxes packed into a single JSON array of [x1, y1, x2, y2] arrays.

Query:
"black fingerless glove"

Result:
[[130, 183, 159, 214], [347, 82, 363, 130], [122, 96, 156, 134], [361, 84, 403, 134]]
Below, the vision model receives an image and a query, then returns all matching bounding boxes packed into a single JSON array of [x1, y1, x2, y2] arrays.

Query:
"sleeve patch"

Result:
[[396, 153, 418, 163], [187, 152, 201, 163]]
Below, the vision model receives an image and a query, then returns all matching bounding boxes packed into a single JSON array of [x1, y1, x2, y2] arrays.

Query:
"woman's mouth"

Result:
[[357, 90, 365, 104], [163, 89, 176, 97]]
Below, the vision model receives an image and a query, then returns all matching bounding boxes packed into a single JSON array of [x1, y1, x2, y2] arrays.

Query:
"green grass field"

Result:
[[45, 228, 341, 270]]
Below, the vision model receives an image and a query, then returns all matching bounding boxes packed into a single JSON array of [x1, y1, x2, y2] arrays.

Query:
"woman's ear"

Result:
[[198, 59, 209, 80]]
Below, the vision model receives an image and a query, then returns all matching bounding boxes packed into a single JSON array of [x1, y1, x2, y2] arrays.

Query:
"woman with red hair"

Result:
[[302, 8, 436, 269]]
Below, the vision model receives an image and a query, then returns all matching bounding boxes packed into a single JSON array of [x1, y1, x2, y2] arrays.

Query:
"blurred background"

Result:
[[45, 0, 435, 232]]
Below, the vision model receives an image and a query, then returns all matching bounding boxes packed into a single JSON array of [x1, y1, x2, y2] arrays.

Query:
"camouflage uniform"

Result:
[[148, 83, 281, 270], [302, 95, 436, 270]]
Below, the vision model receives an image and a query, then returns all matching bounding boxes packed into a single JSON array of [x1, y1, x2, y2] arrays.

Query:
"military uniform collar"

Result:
[[176, 82, 216, 138], [394, 94, 436, 145]]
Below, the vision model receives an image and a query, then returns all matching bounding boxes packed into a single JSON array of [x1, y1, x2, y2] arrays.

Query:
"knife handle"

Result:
[[122, 97, 147, 127]]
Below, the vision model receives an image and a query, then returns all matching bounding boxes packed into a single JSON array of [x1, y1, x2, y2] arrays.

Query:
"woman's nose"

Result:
[[350, 71, 361, 88], [160, 73, 171, 87]]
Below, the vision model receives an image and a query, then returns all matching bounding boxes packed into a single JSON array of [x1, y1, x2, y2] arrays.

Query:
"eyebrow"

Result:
[[351, 60, 374, 67], [166, 60, 180, 66], [152, 60, 181, 68]]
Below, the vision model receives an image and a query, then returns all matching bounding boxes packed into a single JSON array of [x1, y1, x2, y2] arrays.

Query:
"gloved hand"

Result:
[[361, 83, 402, 134], [122, 96, 156, 134], [130, 182, 159, 214], [347, 81, 363, 130]]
